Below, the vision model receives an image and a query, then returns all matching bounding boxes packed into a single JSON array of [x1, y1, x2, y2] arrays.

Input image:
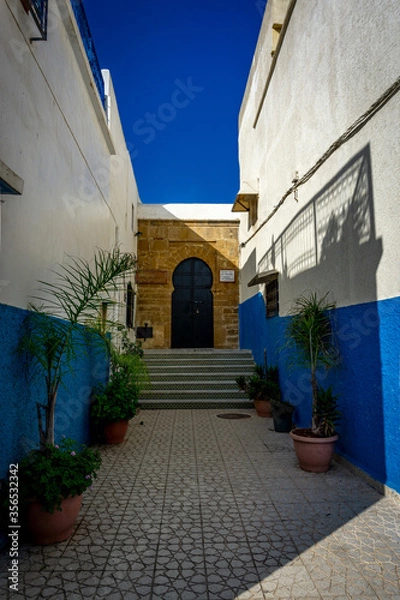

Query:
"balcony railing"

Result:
[[70, 0, 105, 107], [21, 0, 48, 39], [32, 0, 48, 38]]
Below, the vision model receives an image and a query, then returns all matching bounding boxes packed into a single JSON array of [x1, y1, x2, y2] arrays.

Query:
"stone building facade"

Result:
[[136, 204, 240, 349]]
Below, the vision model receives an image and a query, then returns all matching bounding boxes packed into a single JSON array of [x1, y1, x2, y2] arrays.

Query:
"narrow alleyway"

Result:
[[1, 409, 399, 599]]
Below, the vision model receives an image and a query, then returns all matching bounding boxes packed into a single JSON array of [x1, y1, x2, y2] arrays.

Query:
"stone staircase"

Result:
[[139, 349, 255, 409]]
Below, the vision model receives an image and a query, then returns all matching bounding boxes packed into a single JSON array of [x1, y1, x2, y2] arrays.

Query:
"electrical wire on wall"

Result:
[[241, 75, 400, 248]]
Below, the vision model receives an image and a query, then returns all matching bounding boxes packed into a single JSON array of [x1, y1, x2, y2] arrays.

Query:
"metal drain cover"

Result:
[[216, 413, 252, 420]]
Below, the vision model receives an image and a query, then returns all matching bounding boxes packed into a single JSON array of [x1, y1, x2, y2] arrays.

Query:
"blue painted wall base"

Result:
[[239, 293, 400, 495], [0, 303, 108, 480]]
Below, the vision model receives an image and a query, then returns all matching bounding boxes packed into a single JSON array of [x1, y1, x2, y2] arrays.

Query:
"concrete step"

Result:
[[140, 390, 248, 401], [140, 348, 254, 408], [142, 380, 243, 391], [139, 399, 252, 409], [144, 356, 254, 366], [145, 364, 254, 376], [141, 372, 251, 383]]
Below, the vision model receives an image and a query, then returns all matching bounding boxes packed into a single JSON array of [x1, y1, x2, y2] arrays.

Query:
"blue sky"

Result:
[[84, 1, 264, 204]]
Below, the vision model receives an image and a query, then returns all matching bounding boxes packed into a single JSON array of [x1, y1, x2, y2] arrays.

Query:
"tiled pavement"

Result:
[[1, 408, 400, 599]]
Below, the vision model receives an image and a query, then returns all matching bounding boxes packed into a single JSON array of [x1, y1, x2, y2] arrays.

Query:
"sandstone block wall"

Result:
[[136, 219, 240, 348]]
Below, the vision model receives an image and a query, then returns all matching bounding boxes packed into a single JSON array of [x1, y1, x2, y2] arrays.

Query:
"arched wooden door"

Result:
[[171, 258, 214, 348]]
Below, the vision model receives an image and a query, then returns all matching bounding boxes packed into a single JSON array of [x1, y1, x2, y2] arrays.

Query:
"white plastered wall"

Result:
[[0, 0, 139, 312], [237, 0, 400, 314], [138, 204, 237, 221]]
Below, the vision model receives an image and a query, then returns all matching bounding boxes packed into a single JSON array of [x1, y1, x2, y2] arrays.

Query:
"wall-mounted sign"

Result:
[[220, 269, 235, 282]]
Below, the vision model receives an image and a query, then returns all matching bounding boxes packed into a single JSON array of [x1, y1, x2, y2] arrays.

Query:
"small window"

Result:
[[265, 276, 279, 318], [126, 282, 135, 329]]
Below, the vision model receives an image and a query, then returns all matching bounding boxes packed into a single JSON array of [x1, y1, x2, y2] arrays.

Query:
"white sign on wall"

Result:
[[220, 269, 235, 282]]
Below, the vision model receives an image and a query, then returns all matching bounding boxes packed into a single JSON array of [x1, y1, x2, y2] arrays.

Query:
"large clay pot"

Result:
[[290, 428, 338, 473], [253, 399, 272, 418], [27, 495, 83, 545], [103, 419, 129, 444]]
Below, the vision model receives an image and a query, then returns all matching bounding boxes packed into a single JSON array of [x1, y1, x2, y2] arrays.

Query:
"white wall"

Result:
[[237, 0, 400, 313], [0, 0, 139, 311], [138, 203, 237, 222]]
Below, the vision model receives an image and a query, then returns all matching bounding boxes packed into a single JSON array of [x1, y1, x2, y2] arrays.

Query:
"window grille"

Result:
[[265, 277, 279, 318], [70, 0, 105, 106], [21, 0, 48, 40]]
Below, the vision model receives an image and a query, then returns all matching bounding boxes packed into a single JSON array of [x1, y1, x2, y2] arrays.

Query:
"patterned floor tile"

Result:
[[258, 560, 322, 599], [156, 549, 205, 573], [204, 541, 255, 574], [206, 569, 264, 600], [92, 569, 154, 599], [152, 570, 207, 600], [1, 409, 400, 599]]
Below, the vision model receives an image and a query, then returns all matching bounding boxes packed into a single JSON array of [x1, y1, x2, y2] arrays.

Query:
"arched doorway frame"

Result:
[[171, 257, 214, 348]]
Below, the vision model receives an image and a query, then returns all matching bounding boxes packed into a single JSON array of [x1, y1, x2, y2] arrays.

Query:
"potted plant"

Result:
[[271, 398, 295, 433], [17, 248, 136, 543], [286, 292, 341, 472], [19, 438, 101, 545], [91, 326, 149, 444], [235, 364, 280, 417]]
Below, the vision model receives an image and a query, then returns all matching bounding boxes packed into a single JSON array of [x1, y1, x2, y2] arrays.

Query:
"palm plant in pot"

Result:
[[235, 364, 280, 417], [286, 292, 341, 472], [91, 326, 149, 444], [17, 248, 136, 543]]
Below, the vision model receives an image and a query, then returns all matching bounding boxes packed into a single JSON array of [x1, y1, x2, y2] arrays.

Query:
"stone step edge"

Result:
[[144, 379, 244, 391], [143, 349, 253, 353], [141, 396, 247, 400], [140, 388, 247, 394], [146, 364, 254, 370], [144, 359, 255, 365], [139, 401, 253, 408]]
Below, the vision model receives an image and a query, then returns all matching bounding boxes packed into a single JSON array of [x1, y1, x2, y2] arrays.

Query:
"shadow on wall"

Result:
[[243, 145, 387, 484], [268, 145, 382, 308]]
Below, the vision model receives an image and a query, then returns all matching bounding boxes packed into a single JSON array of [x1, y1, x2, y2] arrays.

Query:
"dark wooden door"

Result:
[[171, 258, 213, 348]]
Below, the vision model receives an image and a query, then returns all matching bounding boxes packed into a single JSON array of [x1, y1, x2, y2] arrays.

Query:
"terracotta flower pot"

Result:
[[253, 399, 272, 418], [27, 494, 83, 545], [290, 428, 338, 473], [103, 419, 129, 444]]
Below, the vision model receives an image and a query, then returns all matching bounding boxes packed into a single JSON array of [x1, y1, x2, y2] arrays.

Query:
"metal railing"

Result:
[[70, 0, 105, 107], [26, 0, 48, 40]]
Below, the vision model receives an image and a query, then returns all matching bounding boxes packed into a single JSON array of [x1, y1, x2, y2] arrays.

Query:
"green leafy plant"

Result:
[[19, 248, 137, 448], [19, 438, 101, 513], [255, 363, 279, 385], [91, 326, 149, 425], [314, 385, 341, 437], [15, 249, 136, 516], [235, 364, 281, 401], [271, 397, 295, 414], [286, 291, 340, 436]]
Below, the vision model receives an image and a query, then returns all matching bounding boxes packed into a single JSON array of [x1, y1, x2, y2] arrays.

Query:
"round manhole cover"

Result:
[[216, 413, 252, 420]]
